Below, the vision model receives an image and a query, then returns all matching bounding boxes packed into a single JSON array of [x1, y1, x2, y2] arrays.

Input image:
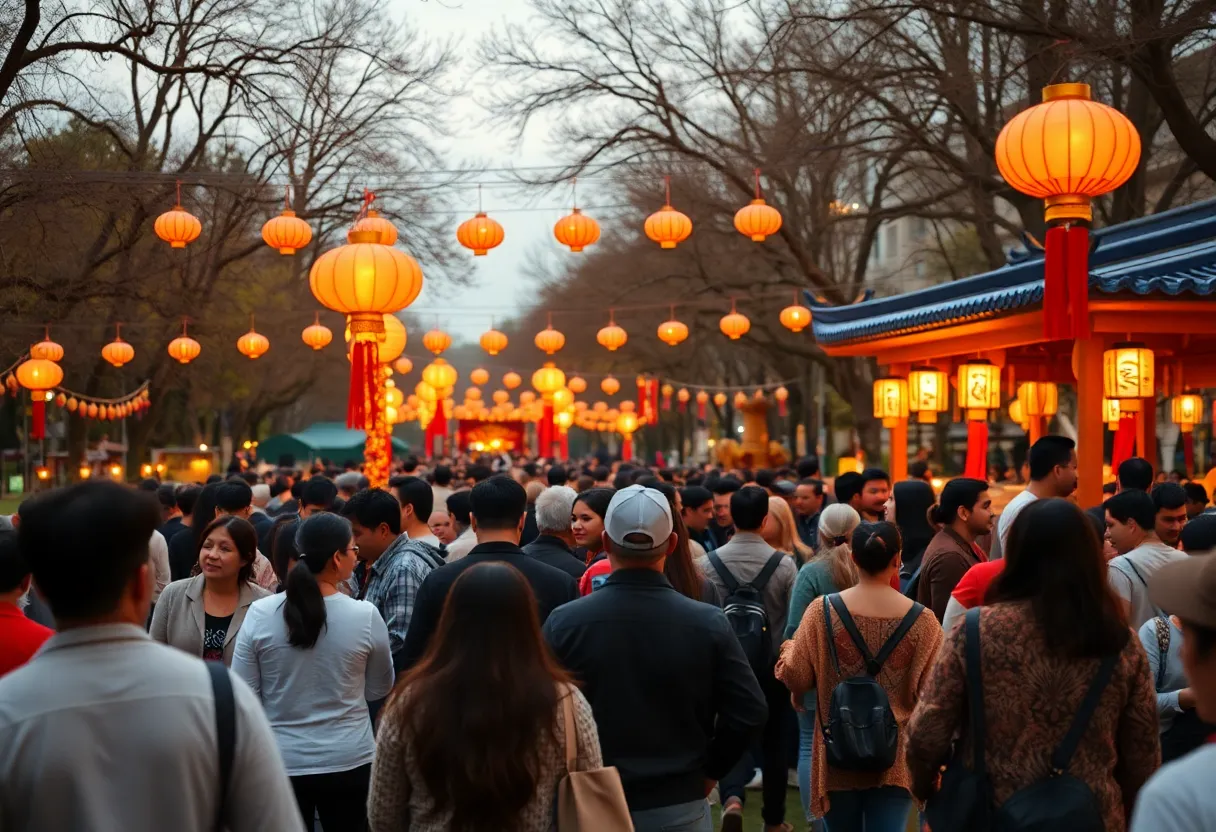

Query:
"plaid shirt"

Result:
[[350, 534, 443, 656]]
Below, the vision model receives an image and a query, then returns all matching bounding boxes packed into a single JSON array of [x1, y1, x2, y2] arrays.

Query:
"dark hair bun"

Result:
[[851, 521, 902, 575]]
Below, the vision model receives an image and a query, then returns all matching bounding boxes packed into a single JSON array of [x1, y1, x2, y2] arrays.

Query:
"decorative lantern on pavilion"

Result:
[[872, 378, 909, 428], [1018, 381, 1059, 417], [568, 376, 587, 394], [310, 195, 424, 428], [957, 360, 1001, 479], [644, 176, 692, 249], [733, 169, 783, 242], [658, 307, 689, 346], [470, 368, 490, 386], [995, 83, 1140, 340], [720, 300, 751, 340], [394, 357, 413, 375], [601, 375, 620, 396], [1103, 342, 1154, 410], [774, 386, 788, 416], [16, 357, 63, 439], [456, 193, 505, 256], [301, 313, 332, 351], [1009, 398, 1029, 430], [907, 366, 948, 424], [236, 319, 270, 360], [154, 182, 202, 249], [167, 321, 201, 365], [1172, 394, 1203, 433], [1103, 398, 1121, 431], [102, 325, 136, 368], [480, 327, 508, 356], [597, 312, 628, 352], [422, 328, 451, 356], [534, 316, 566, 355], [261, 188, 312, 255]]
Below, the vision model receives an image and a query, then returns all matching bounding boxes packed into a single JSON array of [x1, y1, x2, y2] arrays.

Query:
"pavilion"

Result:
[[258, 422, 410, 469], [808, 197, 1216, 508]]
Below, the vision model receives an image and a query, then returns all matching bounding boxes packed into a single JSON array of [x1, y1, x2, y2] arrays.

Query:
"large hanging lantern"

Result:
[[995, 83, 1141, 340], [532, 362, 566, 396], [16, 357, 63, 440], [554, 206, 600, 253], [154, 182, 202, 249], [480, 328, 508, 355], [1103, 342, 1154, 410], [720, 300, 751, 340], [1172, 394, 1203, 433], [1009, 398, 1028, 429], [872, 378, 909, 428], [658, 306, 689, 346], [422, 358, 458, 393], [908, 366, 949, 424], [395, 357, 413, 375], [957, 360, 1001, 480], [301, 313, 333, 351], [601, 375, 620, 396], [262, 188, 312, 255], [310, 195, 424, 429], [236, 318, 270, 360], [645, 176, 692, 249], [596, 312, 628, 352], [568, 376, 587, 394], [167, 320, 201, 365], [552, 387, 574, 411], [470, 368, 490, 386], [349, 201, 398, 246], [422, 328, 451, 356], [504, 371, 522, 390], [464, 386, 482, 402], [780, 290, 812, 333], [733, 169, 783, 242], [345, 314, 406, 364], [1018, 381, 1059, 417], [534, 317, 566, 355], [456, 205, 505, 256], [492, 389, 510, 405]]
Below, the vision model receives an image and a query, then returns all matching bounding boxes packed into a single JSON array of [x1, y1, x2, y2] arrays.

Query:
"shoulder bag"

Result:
[[556, 688, 634, 831]]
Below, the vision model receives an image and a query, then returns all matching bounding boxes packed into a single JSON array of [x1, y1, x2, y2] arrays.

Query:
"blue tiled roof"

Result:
[[809, 198, 1216, 345]]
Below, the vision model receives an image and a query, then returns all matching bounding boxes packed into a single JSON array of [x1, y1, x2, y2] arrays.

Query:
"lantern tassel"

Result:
[[1043, 226, 1069, 341], [1112, 413, 1137, 472], [622, 435, 633, 462], [698, 399, 707, 421], [779, 399, 788, 418], [678, 399, 687, 414], [964, 419, 988, 480], [662, 392, 671, 411], [1183, 431, 1195, 476], [1066, 225, 1091, 339], [31, 398, 46, 440]]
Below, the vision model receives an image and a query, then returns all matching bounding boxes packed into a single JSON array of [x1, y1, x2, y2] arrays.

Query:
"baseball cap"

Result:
[[604, 485, 673, 551], [1180, 512, 1216, 554], [1150, 553, 1216, 628], [774, 480, 796, 497]]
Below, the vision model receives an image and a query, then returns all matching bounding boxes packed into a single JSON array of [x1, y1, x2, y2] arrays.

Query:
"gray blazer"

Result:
[[150, 576, 269, 666]]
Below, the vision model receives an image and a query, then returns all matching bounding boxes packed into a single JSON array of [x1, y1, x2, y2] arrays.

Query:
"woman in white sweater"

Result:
[[232, 512, 393, 830]]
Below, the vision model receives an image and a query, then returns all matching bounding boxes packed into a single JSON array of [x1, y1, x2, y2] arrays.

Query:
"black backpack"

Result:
[[707, 551, 784, 674], [820, 594, 924, 773], [925, 607, 1116, 832]]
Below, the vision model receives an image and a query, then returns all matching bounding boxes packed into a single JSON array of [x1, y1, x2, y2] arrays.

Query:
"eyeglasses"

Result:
[[346, 545, 360, 555]]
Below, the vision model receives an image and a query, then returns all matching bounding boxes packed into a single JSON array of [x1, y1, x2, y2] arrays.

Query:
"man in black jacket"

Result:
[[543, 485, 767, 832], [397, 476, 578, 671], [521, 486, 586, 579]]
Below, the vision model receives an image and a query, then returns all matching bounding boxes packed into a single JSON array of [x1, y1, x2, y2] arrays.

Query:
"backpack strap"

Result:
[[872, 602, 926, 672], [963, 608, 987, 776], [1154, 615, 1171, 690], [749, 552, 785, 593], [1124, 559, 1165, 617], [827, 594, 878, 675], [207, 661, 236, 832], [707, 551, 740, 594], [822, 594, 842, 679], [1050, 655, 1118, 774]]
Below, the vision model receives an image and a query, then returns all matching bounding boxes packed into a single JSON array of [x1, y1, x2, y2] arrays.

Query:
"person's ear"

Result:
[[601, 530, 611, 554], [516, 512, 526, 535], [470, 515, 480, 535], [133, 562, 153, 608], [666, 532, 678, 556]]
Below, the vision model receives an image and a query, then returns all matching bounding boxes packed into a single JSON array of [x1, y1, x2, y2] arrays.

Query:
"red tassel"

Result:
[[678, 400, 686, 414], [778, 400, 788, 417], [662, 393, 671, 411], [622, 435, 633, 461], [1183, 431, 1195, 475], [1066, 225, 1090, 339], [697, 399, 707, 421], [31, 399, 46, 440], [964, 420, 988, 480], [1043, 226, 1069, 341], [1112, 413, 1137, 472], [650, 380, 660, 420], [347, 341, 363, 429]]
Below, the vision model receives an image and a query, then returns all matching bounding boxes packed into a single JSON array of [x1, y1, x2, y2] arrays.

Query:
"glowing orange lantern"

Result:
[[720, 300, 751, 340], [554, 206, 600, 253], [480, 328, 508, 355], [154, 183, 201, 248], [237, 316, 270, 360], [1172, 394, 1203, 433], [596, 312, 628, 352], [658, 305, 689, 346], [908, 366, 949, 424], [504, 371, 522, 390], [422, 328, 451, 356], [995, 83, 1140, 339], [532, 363, 566, 396], [601, 376, 620, 396], [470, 368, 490, 386], [302, 313, 332, 351], [349, 203, 398, 246], [422, 358, 458, 392], [733, 169, 783, 242], [774, 385, 789, 416], [493, 390, 510, 405], [780, 290, 812, 333], [644, 176, 692, 249], [395, 357, 413, 375], [1018, 381, 1059, 417], [262, 189, 312, 254], [456, 207, 505, 256], [30, 328, 64, 362], [534, 316, 565, 355], [568, 376, 587, 394], [713, 392, 727, 407], [168, 321, 201, 365], [872, 378, 909, 428], [345, 314, 406, 364], [16, 357, 63, 439]]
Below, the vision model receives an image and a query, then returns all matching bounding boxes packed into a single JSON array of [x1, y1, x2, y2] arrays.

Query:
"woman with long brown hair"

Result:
[[368, 562, 603, 832]]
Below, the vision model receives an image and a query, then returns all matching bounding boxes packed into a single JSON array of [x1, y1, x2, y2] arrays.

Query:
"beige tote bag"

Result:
[[556, 689, 634, 831]]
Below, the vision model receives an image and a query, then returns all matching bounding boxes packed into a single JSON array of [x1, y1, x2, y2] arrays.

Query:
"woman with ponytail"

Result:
[[232, 512, 394, 829], [916, 478, 993, 622], [781, 503, 861, 827]]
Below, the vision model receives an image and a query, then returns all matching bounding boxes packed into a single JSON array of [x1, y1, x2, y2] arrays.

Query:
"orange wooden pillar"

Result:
[[1137, 397, 1157, 469], [890, 419, 908, 481], [1028, 416, 1044, 445], [1074, 339, 1105, 509]]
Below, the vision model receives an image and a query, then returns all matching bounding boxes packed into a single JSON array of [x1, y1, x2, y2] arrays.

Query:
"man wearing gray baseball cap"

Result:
[[543, 485, 767, 832]]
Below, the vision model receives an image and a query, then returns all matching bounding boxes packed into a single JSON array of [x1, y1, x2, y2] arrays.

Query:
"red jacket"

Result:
[[0, 602, 53, 676]]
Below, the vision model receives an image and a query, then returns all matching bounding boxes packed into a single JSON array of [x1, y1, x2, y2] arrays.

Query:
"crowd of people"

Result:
[[0, 439, 1214, 832]]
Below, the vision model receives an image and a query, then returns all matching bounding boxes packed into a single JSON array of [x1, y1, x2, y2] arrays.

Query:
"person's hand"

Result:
[[791, 691, 806, 713], [703, 778, 717, 797], [1179, 687, 1197, 710]]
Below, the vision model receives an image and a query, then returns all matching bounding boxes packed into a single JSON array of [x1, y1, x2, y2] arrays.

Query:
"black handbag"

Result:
[[926, 607, 1117, 832]]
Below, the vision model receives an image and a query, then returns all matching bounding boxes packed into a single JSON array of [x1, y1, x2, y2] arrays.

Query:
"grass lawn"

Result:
[[0, 495, 21, 516], [709, 786, 920, 830]]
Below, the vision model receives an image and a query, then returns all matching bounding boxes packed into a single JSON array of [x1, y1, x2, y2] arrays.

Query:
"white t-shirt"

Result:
[[149, 531, 171, 602], [991, 488, 1038, 560], [1108, 540, 1189, 630], [1131, 744, 1216, 831], [231, 593, 394, 775]]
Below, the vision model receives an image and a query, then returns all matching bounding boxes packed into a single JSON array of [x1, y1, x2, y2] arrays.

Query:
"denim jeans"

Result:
[[796, 691, 818, 822], [629, 799, 713, 832], [825, 786, 913, 832], [718, 670, 792, 826]]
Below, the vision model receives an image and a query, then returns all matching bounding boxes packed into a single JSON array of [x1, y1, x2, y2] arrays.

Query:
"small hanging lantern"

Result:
[[167, 320, 202, 365], [463, 386, 482, 402], [1103, 342, 1154, 410], [1009, 398, 1029, 429], [733, 169, 783, 242], [16, 357, 63, 440], [644, 176, 692, 249], [520, 390, 537, 406], [872, 378, 909, 428], [456, 188, 505, 256], [908, 366, 949, 424], [1017, 381, 1059, 417], [262, 186, 312, 254], [30, 327, 64, 362], [1103, 398, 1121, 431], [504, 371, 522, 390], [470, 368, 490, 386], [596, 311, 628, 352], [418, 326, 449, 356], [658, 305, 689, 346], [395, 357, 413, 375], [492, 390, 510, 405], [422, 359, 459, 392], [101, 324, 136, 368], [480, 327, 508, 355], [301, 312, 333, 351], [1172, 394, 1203, 433], [601, 375, 620, 396], [348, 195, 399, 245], [779, 288, 812, 333], [720, 299, 751, 340], [237, 316, 270, 360], [155, 182, 202, 248], [531, 362, 566, 396], [774, 385, 789, 417], [534, 314, 566, 355], [568, 376, 587, 394], [957, 360, 1001, 480], [733, 391, 748, 408], [661, 383, 674, 410], [677, 387, 691, 413], [713, 391, 727, 407]]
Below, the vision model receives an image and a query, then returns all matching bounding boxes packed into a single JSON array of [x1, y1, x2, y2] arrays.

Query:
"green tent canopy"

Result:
[[257, 422, 409, 468]]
